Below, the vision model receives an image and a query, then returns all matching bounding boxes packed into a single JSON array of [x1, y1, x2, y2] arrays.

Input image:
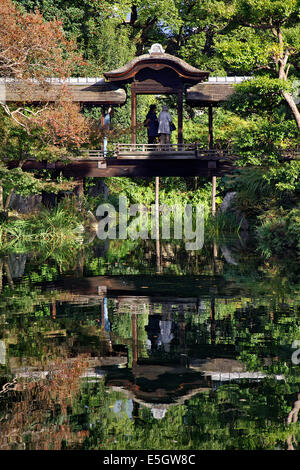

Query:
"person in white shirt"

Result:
[[158, 105, 172, 150]]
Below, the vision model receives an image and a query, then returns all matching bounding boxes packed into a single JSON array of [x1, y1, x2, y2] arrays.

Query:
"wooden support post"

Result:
[[208, 105, 213, 149], [100, 106, 105, 154], [76, 249, 84, 278], [133, 401, 140, 421], [0, 259, 3, 295], [0, 181, 3, 211], [132, 313, 138, 366], [155, 176, 159, 239], [213, 242, 218, 274], [210, 297, 216, 345], [155, 176, 161, 273], [131, 88, 137, 146], [179, 307, 186, 365], [51, 300, 56, 320], [209, 105, 216, 217], [100, 107, 105, 129], [101, 299, 105, 331], [177, 90, 183, 145], [212, 174, 216, 217]]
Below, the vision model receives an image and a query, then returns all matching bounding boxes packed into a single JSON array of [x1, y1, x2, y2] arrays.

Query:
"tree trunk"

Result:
[[0, 181, 3, 211], [0, 259, 3, 295], [282, 90, 300, 131], [276, 30, 300, 131], [4, 259, 14, 289], [203, 27, 214, 57], [4, 189, 14, 211]]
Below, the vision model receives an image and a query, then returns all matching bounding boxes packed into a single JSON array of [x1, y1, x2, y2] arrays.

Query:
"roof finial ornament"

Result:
[[149, 43, 165, 55]]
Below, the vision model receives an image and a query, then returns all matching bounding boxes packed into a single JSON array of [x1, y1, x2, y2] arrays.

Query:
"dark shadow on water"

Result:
[[0, 237, 299, 449]]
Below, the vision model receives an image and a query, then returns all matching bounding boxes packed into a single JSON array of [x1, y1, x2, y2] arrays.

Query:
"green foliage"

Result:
[[8, 0, 299, 236], [216, 27, 272, 74], [0, 165, 45, 199], [262, 161, 300, 192], [105, 176, 219, 210], [0, 228, 300, 450], [257, 206, 300, 257], [226, 77, 292, 116], [236, 0, 298, 25], [0, 2, 299, 450], [0, 203, 84, 261]]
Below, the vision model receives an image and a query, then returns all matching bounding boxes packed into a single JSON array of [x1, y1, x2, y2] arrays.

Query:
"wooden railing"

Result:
[[39, 146, 300, 161], [277, 149, 300, 160], [78, 149, 105, 159], [114, 144, 237, 160], [195, 148, 232, 159], [115, 143, 197, 153]]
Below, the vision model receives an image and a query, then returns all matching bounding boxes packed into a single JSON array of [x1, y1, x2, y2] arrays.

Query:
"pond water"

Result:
[[0, 236, 299, 450]]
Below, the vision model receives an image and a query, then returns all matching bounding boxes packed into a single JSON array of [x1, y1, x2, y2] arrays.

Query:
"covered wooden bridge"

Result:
[[4, 44, 298, 212], [4, 44, 253, 179]]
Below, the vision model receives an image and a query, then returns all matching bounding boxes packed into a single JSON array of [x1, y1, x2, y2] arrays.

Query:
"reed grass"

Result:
[[0, 205, 83, 254]]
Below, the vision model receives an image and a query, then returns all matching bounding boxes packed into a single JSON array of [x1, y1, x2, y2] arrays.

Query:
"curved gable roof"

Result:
[[104, 49, 209, 84]]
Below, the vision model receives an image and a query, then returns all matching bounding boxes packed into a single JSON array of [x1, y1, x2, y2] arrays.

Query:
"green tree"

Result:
[[218, 0, 300, 129]]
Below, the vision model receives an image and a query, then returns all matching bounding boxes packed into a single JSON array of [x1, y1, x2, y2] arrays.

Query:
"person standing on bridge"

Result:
[[158, 105, 172, 150], [144, 104, 159, 145], [100, 107, 113, 157]]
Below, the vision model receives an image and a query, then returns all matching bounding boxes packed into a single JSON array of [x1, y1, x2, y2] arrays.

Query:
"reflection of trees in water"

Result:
[[0, 239, 300, 449], [287, 393, 300, 450], [1, 302, 299, 450], [0, 356, 89, 450], [62, 378, 300, 450], [288, 394, 300, 425]]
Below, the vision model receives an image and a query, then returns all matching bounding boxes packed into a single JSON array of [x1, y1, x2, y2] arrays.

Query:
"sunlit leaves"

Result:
[[236, 0, 298, 25], [216, 27, 273, 73], [226, 77, 291, 115]]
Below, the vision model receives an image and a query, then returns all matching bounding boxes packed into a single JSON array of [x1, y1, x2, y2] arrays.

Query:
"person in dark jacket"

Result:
[[144, 104, 159, 144]]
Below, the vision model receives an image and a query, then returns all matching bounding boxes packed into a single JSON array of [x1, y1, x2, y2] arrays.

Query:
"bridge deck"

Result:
[[10, 145, 300, 177]]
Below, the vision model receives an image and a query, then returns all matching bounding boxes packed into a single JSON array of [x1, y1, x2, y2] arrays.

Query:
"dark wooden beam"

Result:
[[178, 90, 183, 145], [208, 105, 216, 217], [131, 88, 137, 145], [208, 105, 214, 149], [132, 313, 138, 365], [17, 158, 233, 177]]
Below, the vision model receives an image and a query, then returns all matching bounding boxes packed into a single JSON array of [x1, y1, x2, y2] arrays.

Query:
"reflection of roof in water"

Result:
[[102, 359, 285, 406], [108, 385, 210, 412], [105, 364, 211, 404], [11, 356, 285, 412], [106, 367, 284, 414]]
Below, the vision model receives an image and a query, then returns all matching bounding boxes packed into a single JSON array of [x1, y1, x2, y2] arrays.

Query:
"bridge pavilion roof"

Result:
[[104, 44, 209, 86], [1, 77, 126, 105], [186, 76, 253, 106]]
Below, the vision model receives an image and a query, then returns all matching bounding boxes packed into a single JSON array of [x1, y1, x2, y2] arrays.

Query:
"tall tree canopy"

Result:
[[0, 0, 93, 149]]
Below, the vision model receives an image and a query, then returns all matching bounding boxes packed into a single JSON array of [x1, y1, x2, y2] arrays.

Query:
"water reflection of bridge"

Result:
[[40, 273, 247, 354], [7, 271, 286, 413], [43, 274, 247, 301], [33, 273, 284, 408], [42, 274, 245, 350], [11, 356, 285, 414]]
